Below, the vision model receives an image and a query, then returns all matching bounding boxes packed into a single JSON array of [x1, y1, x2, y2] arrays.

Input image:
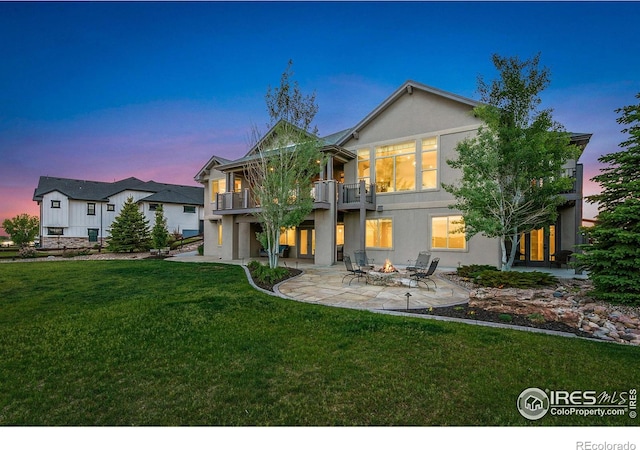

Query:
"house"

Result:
[[195, 80, 591, 268], [33, 176, 204, 249]]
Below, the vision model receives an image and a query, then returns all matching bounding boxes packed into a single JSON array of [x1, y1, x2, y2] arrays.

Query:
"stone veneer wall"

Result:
[[41, 236, 100, 249]]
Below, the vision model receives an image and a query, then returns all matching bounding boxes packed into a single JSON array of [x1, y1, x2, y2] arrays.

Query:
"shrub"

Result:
[[197, 244, 204, 256], [475, 270, 557, 288], [457, 264, 499, 279], [248, 261, 289, 285], [527, 313, 546, 324], [18, 247, 37, 259], [498, 313, 513, 322]]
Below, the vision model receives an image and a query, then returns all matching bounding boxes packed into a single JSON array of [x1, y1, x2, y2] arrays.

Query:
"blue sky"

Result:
[[1, 1, 639, 230]]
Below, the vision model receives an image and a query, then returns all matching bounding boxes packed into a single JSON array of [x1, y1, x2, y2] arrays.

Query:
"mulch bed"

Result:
[[249, 267, 302, 292]]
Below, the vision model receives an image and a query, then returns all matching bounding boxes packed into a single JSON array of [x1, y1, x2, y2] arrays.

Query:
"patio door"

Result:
[[298, 228, 315, 259], [518, 225, 557, 267]]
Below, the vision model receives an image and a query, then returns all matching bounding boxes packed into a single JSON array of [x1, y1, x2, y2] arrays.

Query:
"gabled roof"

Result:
[[33, 176, 203, 205], [141, 188, 203, 206], [336, 80, 481, 146], [194, 155, 234, 182]]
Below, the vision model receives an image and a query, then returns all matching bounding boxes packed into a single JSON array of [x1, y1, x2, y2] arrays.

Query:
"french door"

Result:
[[518, 225, 557, 267]]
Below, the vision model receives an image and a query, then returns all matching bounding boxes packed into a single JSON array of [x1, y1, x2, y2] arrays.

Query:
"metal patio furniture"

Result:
[[354, 250, 375, 270], [406, 251, 431, 273], [342, 255, 367, 286], [410, 257, 440, 290]]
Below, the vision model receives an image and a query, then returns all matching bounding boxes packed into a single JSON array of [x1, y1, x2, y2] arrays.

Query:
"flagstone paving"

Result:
[[275, 265, 470, 311]]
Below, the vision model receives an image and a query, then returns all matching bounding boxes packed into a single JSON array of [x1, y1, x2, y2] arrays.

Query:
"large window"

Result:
[[375, 141, 415, 193], [211, 178, 226, 202], [87, 203, 96, 215], [366, 218, 393, 248], [421, 137, 438, 189], [279, 227, 296, 246], [357, 149, 370, 183], [431, 215, 466, 250]]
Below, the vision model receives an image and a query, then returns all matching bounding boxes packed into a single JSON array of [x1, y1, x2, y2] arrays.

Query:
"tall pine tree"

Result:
[[578, 92, 640, 305], [107, 196, 151, 252], [151, 205, 170, 249]]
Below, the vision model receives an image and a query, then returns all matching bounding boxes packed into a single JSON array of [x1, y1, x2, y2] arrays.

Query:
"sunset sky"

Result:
[[2, 1, 639, 235]]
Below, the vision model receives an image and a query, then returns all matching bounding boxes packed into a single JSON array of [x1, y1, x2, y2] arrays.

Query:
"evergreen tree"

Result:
[[107, 196, 151, 252], [578, 92, 640, 305], [151, 205, 170, 249]]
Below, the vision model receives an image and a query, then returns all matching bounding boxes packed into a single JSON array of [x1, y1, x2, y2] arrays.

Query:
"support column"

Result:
[[222, 215, 239, 260], [314, 181, 337, 265], [359, 179, 366, 252]]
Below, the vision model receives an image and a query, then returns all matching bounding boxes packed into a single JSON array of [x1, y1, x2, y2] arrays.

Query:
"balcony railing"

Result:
[[213, 181, 335, 214], [337, 180, 377, 211]]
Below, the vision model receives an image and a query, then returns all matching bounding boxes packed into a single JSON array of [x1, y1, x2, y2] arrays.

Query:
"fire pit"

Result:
[[366, 259, 416, 287], [379, 259, 398, 273]]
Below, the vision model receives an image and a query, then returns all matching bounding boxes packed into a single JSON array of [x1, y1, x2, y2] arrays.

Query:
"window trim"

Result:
[[365, 217, 393, 249], [47, 227, 64, 236], [431, 215, 467, 251], [106, 204, 115, 212], [421, 136, 439, 191], [183, 205, 196, 214], [51, 200, 61, 208], [374, 140, 416, 193], [87, 203, 96, 216]]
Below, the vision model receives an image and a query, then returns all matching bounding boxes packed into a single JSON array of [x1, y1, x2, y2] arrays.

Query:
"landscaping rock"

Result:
[[463, 277, 640, 346]]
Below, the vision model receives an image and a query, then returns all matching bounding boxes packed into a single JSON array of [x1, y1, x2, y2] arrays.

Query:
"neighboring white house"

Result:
[[33, 176, 204, 249], [195, 80, 591, 269]]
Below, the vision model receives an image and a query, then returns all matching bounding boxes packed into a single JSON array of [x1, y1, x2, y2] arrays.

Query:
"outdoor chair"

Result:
[[411, 257, 440, 290], [354, 250, 374, 270], [406, 251, 431, 273], [342, 255, 367, 286], [551, 250, 574, 269]]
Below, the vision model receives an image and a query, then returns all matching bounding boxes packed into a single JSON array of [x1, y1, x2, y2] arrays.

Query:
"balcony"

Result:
[[337, 180, 377, 211], [212, 181, 334, 215]]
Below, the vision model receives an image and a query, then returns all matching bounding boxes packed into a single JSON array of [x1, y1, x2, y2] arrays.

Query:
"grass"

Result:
[[1, 260, 639, 426]]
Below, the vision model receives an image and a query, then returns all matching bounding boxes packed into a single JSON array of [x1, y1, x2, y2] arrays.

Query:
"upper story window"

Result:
[[183, 206, 196, 213], [357, 149, 370, 183], [149, 203, 160, 211], [375, 141, 416, 193], [107, 204, 115, 212], [234, 178, 242, 192], [421, 137, 438, 190], [51, 200, 61, 208], [431, 215, 466, 250], [87, 203, 96, 215], [211, 179, 226, 202]]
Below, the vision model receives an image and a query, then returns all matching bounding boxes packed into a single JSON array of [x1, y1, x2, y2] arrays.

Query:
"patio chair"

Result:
[[342, 255, 367, 286], [406, 251, 431, 273], [354, 250, 374, 270], [411, 257, 440, 290], [551, 250, 574, 269]]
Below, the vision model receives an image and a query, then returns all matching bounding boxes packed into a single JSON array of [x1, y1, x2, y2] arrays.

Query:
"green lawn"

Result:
[[0, 260, 638, 426]]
